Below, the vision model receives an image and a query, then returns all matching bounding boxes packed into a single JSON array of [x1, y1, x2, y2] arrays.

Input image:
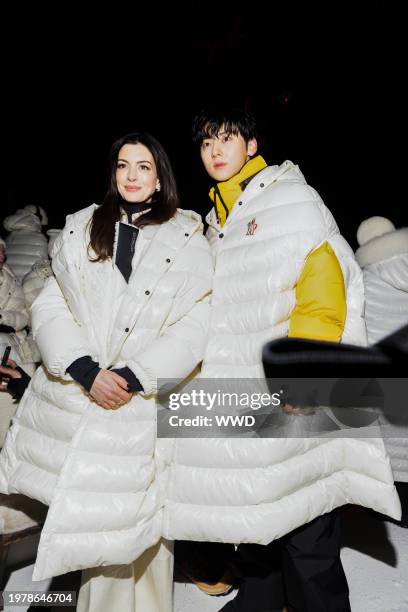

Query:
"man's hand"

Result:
[[89, 369, 132, 410], [0, 359, 21, 390], [282, 403, 315, 415]]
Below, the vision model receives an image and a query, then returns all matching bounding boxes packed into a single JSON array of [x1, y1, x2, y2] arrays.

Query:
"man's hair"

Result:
[[192, 107, 257, 146]]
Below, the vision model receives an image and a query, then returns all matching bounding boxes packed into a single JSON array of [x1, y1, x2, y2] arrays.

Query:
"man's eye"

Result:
[[202, 142, 211, 149]]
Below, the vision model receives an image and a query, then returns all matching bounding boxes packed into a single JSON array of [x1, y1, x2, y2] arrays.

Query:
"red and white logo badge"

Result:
[[246, 218, 258, 236]]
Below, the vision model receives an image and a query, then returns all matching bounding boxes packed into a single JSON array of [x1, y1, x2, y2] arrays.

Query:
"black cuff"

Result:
[[67, 356, 101, 391], [7, 367, 31, 400], [110, 367, 143, 392]]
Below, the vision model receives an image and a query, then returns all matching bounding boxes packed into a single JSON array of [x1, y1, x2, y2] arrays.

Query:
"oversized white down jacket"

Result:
[[356, 218, 408, 482], [22, 229, 61, 316], [0, 250, 34, 366], [21, 230, 61, 362], [0, 204, 213, 581], [162, 162, 401, 548], [356, 220, 408, 345], [22, 258, 54, 315], [0, 263, 29, 332], [3, 207, 48, 281], [21, 258, 55, 362], [0, 256, 32, 446]]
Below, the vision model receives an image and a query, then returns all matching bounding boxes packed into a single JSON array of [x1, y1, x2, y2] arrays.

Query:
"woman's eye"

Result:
[[117, 163, 126, 169], [202, 142, 211, 149], [140, 164, 150, 171]]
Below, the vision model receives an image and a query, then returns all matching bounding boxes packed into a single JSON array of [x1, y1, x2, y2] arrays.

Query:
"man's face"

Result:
[[200, 128, 257, 182]]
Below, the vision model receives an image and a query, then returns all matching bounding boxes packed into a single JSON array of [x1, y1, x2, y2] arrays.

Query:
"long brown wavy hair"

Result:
[[88, 132, 179, 261]]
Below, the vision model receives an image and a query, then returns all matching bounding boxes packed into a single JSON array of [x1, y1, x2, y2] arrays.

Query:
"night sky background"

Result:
[[3, 5, 403, 250]]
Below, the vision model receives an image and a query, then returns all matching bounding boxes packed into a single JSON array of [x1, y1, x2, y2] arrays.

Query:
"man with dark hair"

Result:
[[169, 107, 400, 612]]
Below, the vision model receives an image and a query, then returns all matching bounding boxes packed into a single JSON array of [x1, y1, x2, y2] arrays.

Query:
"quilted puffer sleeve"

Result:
[[289, 241, 346, 342], [0, 269, 29, 331], [328, 233, 367, 346], [316, 198, 367, 346], [31, 276, 91, 379], [289, 190, 367, 347]]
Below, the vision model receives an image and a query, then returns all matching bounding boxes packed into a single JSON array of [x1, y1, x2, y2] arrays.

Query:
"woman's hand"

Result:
[[89, 369, 132, 410]]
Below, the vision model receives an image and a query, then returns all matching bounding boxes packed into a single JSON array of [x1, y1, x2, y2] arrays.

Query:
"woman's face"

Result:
[[116, 143, 160, 203]]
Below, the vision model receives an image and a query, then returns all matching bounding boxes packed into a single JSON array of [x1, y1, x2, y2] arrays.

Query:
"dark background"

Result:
[[3, 5, 403, 249]]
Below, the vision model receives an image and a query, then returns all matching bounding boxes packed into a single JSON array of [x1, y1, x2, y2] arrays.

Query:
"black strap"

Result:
[[214, 184, 229, 222], [115, 223, 139, 283]]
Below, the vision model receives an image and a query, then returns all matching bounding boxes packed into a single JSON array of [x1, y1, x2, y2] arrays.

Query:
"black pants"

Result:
[[221, 511, 351, 612]]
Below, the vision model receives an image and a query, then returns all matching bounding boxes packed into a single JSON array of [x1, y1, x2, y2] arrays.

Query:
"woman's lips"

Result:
[[125, 186, 142, 191], [214, 163, 227, 169]]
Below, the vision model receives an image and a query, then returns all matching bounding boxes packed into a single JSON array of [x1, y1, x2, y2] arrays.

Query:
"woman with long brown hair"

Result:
[[0, 132, 213, 611]]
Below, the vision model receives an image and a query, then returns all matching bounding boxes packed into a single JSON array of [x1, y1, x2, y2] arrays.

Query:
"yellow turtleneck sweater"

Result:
[[209, 155, 267, 227]]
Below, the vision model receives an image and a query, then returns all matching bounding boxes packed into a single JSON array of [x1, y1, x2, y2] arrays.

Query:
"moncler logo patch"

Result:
[[246, 218, 258, 236]]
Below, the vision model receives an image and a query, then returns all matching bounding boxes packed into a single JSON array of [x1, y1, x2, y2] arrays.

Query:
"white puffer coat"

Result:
[[0, 204, 212, 581], [3, 207, 48, 281], [0, 247, 34, 366], [356, 217, 408, 345], [21, 229, 61, 316], [356, 216, 408, 482], [0, 263, 28, 332], [21, 229, 61, 362], [21, 259, 54, 363], [163, 162, 401, 548], [22, 258, 54, 315]]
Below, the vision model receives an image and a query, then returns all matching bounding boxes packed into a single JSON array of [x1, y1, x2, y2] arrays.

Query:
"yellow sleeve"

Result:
[[288, 241, 346, 342]]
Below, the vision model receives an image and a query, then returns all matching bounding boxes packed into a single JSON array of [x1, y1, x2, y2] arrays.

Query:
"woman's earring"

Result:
[[156, 183, 161, 192]]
